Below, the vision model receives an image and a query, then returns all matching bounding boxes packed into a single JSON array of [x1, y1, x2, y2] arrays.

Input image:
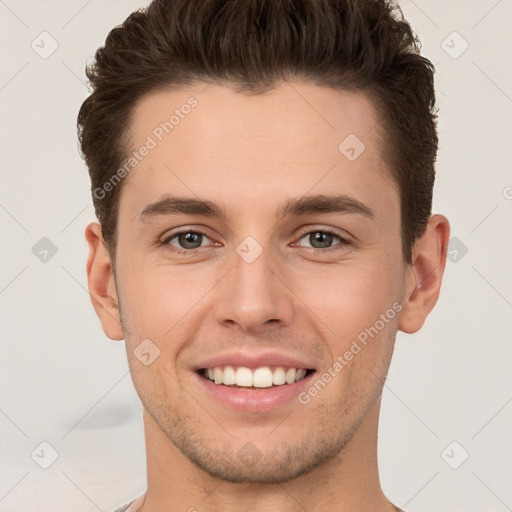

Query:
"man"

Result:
[[80, 0, 450, 510]]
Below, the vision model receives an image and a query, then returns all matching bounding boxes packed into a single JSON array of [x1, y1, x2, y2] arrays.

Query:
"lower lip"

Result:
[[193, 371, 316, 412]]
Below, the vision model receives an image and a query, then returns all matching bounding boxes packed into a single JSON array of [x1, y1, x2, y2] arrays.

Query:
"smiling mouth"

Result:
[[198, 365, 316, 389]]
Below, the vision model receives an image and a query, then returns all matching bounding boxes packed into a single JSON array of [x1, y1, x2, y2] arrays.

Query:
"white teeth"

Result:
[[253, 367, 273, 388], [285, 368, 296, 384], [235, 367, 253, 387], [295, 368, 307, 381], [223, 365, 236, 385], [272, 367, 286, 385], [204, 365, 310, 387], [214, 367, 223, 384]]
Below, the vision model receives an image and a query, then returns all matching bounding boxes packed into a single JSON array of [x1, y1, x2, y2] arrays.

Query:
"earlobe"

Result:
[[85, 222, 124, 340], [398, 214, 450, 334]]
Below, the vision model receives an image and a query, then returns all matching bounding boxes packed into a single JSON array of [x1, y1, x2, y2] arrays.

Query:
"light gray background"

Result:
[[1, 1, 511, 511]]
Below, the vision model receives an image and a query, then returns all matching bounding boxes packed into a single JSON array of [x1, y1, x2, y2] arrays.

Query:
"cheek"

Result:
[[294, 256, 401, 342], [118, 259, 204, 329], [118, 263, 219, 374]]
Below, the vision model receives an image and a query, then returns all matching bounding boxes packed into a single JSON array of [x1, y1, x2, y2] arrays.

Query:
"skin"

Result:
[[85, 80, 450, 512]]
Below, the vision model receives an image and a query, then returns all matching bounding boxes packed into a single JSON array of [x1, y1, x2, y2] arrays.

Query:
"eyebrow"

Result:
[[138, 193, 374, 223]]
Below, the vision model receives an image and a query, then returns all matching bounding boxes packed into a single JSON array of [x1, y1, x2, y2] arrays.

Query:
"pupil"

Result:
[[311, 232, 332, 248], [180, 232, 201, 248]]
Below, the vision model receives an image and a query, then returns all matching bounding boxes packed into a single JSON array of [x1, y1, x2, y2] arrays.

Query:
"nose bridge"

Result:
[[215, 237, 293, 330]]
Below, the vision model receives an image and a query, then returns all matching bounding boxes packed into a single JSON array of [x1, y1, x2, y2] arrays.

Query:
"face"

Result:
[[105, 81, 409, 483]]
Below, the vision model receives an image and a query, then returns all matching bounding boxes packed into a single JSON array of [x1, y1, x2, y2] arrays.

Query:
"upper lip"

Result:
[[193, 350, 317, 371]]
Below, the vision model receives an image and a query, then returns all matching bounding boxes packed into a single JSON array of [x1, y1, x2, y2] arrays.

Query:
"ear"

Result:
[[398, 214, 450, 334], [85, 222, 124, 340]]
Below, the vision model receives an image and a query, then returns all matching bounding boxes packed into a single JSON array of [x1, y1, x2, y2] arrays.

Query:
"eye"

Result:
[[295, 228, 351, 250], [159, 226, 351, 256], [161, 229, 214, 252]]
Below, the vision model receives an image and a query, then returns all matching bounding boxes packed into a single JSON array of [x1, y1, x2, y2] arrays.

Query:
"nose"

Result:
[[213, 242, 294, 333]]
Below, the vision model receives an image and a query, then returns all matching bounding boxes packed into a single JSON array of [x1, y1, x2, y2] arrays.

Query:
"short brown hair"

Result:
[[78, 0, 438, 265]]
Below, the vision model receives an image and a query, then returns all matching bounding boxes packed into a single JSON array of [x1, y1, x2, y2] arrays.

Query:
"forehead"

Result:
[[120, 80, 397, 223], [129, 80, 380, 152]]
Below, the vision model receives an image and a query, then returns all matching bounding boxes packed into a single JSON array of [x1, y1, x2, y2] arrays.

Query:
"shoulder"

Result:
[[111, 500, 136, 512], [111, 493, 146, 512]]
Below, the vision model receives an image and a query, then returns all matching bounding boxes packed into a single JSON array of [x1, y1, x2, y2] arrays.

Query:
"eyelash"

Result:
[[160, 227, 351, 256]]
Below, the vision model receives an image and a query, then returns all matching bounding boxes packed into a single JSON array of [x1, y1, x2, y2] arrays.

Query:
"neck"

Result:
[[137, 397, 398, 512]]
